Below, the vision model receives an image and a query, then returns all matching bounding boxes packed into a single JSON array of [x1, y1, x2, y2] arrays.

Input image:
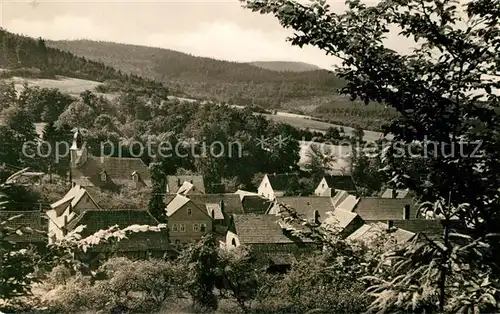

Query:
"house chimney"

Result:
[[403, 205, 410, 220], [62, 215, 68, 236], [313, 210, 320, 225], [387, 220, 394, 229], [219, 200, 225, 216], [177, 178, 181, 186], [392, 189, 397, 198]]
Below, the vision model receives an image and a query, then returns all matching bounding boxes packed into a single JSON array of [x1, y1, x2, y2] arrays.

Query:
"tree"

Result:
[[216, 246, 260, 312], [243, 0, 500, 311], [304, 142, 337, 183], [179, 233, 219, 311], [0, 169, 40, 303], [148, 162, 167, 224]]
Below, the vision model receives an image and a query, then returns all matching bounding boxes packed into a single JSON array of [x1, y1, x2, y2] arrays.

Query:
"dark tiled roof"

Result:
[[72, 156, 151, 189], [276, 196, 335, 222], [353, 198, 415, 221], [67, 209, 168, 252], [0, 211, 47, 243], [323, 175, 357, 192], [266, 173, 299, 191], [166, 175, 205, 194], [67, 209, 158, 237], [187, 194, 244, 216], [232, 214, 311, 245], [241, 195, 272, 214]]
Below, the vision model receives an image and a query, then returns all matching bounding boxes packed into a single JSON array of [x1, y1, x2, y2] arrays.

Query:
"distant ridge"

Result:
[[248, 61, 322, 72]]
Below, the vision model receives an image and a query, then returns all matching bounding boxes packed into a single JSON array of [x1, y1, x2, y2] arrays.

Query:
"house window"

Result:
[[322, 183, 325, 188], [265, 183, 267, 187], [193, 223, 199, 232], [100, 172, 107, 181], [172, 224, 178, 232], [232, 238, 237, 247], [179, 224, 186, 232], [187, 208, 192, 216], [200, 223, 206, 233]]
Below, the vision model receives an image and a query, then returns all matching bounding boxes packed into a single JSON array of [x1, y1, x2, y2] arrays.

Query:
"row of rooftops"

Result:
[[1, 170, 450, 257]]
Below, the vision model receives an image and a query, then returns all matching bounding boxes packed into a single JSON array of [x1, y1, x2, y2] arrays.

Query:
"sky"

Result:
[[0, 0, 413, 70]]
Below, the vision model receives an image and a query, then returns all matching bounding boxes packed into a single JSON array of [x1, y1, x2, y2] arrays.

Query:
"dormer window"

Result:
[[100, 171, 107, 182], [131, 171, 139, 182]]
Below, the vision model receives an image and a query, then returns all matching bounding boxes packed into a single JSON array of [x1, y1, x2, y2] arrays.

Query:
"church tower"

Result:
[[70, 128, 88, 168]]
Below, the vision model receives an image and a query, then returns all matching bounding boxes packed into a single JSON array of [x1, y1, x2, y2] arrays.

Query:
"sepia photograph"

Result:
[[0, 0, 499, 313]]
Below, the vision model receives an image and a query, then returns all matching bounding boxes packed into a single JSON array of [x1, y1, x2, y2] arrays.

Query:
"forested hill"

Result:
[[0, 29, 172, 97], [248, 61, 322, 72], [47, 40, 344, 107]]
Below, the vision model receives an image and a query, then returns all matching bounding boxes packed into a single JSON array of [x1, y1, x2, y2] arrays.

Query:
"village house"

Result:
[[66, 208, 170, 260], [268, 196, 363, 237], [257, 173, 299, 200], [166, 175, 205, 195], [165, 194, 213, 245], [225, 214, 318, 271], [46, 184, 100, 244], [165, 193, 245, 242], [70, 129, 151, 191], [186, 194, 244, 225], [346, 197, 417, 222], [314, 175, 357, 196]]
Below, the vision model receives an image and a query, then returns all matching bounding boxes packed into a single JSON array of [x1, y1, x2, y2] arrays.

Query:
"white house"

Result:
[[257, 173, 299, 200], [314, 175, 357, 196], [46, 184, 100, 244]]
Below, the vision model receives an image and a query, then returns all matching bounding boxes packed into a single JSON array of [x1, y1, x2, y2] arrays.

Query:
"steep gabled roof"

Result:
[[177, 181, 195, 195], [165, 194, 191, 217], [67, 209, 158, 236], [66, 209, 169, 252], [232, 214, 311, 245], [275, 196, 335, 222], [322, 208, 360, 229], [266, 173, 299, 191], [234, 189, 259, 201], [241, 195, 273, 214], [0, 211, 47, 243], [352, 198, 415, 221], [166, 175, 205, 194], [72, 156, 151, 189], [347, 222, 416, 245], [187, 194, 244, 216], [206, 203, 224, 220], [330, 190, 350, 208], [323, 175, 357, 192], [336, 194, 359, 211]]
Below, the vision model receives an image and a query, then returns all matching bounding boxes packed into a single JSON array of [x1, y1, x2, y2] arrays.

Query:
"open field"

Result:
[[263, 113, 388, 142], [2, 74, 388, 145], [9, 76, 103, 95]]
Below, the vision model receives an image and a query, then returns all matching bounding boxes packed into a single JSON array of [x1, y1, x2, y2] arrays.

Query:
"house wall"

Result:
[[74, 193, 99, 213], [258, 175, 275, 200], [168, 202, 212, 245], [314, 178, 329, 196], [48, 219, 64, 244], [225, 230, 241, 248], [48, 192, 99, 243]]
